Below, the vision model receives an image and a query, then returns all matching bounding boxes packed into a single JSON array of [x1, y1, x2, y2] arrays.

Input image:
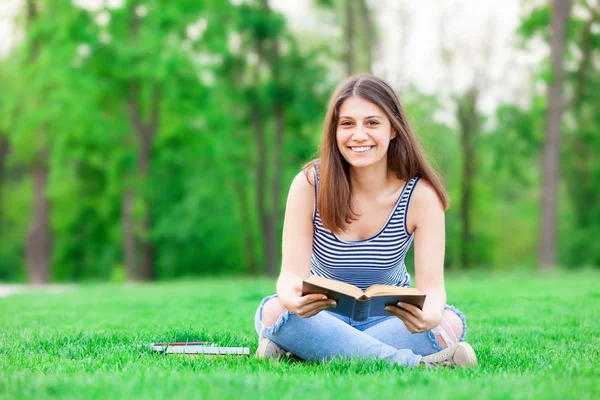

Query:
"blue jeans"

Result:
[[254, 294, 467, 367]]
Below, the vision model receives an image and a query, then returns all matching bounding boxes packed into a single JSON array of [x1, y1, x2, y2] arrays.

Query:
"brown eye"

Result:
[[367, 120, 379, 126]]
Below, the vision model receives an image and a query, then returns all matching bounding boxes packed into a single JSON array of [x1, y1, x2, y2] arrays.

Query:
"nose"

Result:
[[352, 125, 368, 141]]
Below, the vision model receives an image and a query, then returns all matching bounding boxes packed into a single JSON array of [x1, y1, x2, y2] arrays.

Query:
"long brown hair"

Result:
[[304, 73, 449, 233]]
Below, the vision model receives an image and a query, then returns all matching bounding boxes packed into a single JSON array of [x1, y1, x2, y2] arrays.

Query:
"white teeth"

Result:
[[351, 146, 372, 153]]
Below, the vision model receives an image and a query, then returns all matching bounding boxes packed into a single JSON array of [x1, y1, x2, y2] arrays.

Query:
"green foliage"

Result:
[[1, 0, 599, 282], [517, 0, 600, 267], [517, 6, 551, 42], [0, 0, 335, 281]]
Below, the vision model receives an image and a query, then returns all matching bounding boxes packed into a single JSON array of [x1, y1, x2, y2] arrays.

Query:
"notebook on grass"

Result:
[[150, 342, 250, 356]]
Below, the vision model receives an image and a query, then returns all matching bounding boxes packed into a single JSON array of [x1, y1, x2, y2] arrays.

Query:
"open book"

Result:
[[301, 275, 425, 321]]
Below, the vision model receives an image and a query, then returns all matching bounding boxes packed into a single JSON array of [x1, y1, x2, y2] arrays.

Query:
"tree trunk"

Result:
[[124, 3, 156, 281], [250, 77, 268, 276], [126, 84, 158, 281], [122, 186, 137, 280], [137, 122, 154, 281], [225, 60, 260, 276], [0, 138, 9, 230], [395, 3, 412, 86], [457, 88, 479, 270], [268, 41, 285, 278], [358, 0, 374, 73], [563, 4, 599, 265], [539, 0, 572, 270], [344, 0, 355, 76], [24, 0, 52, 284], [249, 27, 270, 275], [257, 0, 286, 278], [127, 88, 158, 281], [232, 181, 258, 276], [26, 153, 51, 285]]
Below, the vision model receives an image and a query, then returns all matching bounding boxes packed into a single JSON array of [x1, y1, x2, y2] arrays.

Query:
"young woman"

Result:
[[253, 74, 477, 368]]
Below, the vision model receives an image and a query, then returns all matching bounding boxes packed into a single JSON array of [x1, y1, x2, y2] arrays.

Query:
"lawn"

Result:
[[1, 270, 599, 400]]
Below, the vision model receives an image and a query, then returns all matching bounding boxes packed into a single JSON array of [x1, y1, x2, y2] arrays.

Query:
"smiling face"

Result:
[[335, 96, 396, 171]]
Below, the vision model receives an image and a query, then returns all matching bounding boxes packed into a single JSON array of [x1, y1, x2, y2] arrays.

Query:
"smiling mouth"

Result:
[[350, 146, 373, 153]]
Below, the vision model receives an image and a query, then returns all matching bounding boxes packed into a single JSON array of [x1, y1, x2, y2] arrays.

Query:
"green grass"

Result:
[[1, 270, 599, 399]]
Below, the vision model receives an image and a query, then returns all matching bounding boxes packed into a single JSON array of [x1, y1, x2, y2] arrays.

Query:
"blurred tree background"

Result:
[[0, 0, 598, 284]]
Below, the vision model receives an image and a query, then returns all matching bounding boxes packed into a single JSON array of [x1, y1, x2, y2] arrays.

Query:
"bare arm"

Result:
[[276, 170, 315, 298], [411, 178, 447, 327], [276, 170, 336, 317], [385, 178, 447, 331]]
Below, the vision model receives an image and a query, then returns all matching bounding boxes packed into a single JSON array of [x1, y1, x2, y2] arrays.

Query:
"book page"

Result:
[[364, 284, 422, 297], [304, 275, 364, 299]]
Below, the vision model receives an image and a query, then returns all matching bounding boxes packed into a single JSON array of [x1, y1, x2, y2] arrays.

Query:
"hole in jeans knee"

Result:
[[432, 309, 463, 349], [427, 330, 444, 352], [443, 309, 464, 342], [434, 332, 448, 349], [262, 297, 287, 327], [445, 304, 467, 341]]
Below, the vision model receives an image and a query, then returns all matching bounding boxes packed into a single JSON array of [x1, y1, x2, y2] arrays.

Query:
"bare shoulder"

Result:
[[406, 177, 444, 233], [285, 169, 316, 219], [411, 177, 444, 212], [291, 168, 316, 193]]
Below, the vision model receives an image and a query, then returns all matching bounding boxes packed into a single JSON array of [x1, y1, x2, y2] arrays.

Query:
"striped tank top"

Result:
[[310, 168, 421, 291]]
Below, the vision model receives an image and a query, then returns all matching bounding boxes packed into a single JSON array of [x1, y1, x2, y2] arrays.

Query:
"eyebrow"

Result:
[[339, 115, 383, 120]]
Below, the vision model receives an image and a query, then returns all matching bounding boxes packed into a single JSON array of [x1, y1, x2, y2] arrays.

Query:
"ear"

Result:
[[391, 130, 398, 139]]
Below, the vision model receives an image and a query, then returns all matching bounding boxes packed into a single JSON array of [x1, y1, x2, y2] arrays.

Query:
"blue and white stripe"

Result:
[[310, 168, 420, 291]]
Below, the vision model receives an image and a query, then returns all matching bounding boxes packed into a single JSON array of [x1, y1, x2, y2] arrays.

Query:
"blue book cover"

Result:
[[301, 275, 426, 321]]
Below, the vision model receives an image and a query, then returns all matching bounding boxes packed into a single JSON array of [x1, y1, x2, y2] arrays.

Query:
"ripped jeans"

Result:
[[254, 294, 467, 367]]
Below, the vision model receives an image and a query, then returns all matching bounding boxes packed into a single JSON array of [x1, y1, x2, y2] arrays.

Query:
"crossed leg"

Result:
[[256, 296, 422, 366], [262, 297, 463, 349], [261, 296, 464, 349]]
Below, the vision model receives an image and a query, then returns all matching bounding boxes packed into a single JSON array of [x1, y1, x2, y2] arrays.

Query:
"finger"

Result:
[[294, 281, 305, 296], [298, 293, 329, 305], [384, 305, 401, 317], [397, 302, 422, 316], [303, 304, 336, 318], [396, 307, 420, 326], [398, 313, 425, 333], [385, 305, 407, 318], [386, 307, 419, 331], [386, 306, 419, 330], [403, 319, 420, 333], [303, 299, 336, 313], [299, 300, 336, 317]]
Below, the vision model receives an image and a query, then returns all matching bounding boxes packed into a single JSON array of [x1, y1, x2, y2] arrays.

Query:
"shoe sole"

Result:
[[453, 342, 478, 367]]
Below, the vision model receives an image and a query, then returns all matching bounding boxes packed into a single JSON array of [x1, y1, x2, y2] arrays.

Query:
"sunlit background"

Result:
[[0, 0, 598, 285]]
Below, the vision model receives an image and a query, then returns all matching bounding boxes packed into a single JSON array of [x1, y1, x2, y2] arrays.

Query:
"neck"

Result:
[[349, 163, 393, 195]]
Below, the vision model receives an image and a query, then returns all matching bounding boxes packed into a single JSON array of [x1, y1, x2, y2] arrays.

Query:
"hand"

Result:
[[278, 281, 337, 319], [385, 302, 440, 333]]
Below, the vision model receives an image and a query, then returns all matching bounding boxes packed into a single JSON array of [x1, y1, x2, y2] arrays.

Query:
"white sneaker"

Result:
[[420, 342, 478, 368], [255, 337, 298, 360]]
